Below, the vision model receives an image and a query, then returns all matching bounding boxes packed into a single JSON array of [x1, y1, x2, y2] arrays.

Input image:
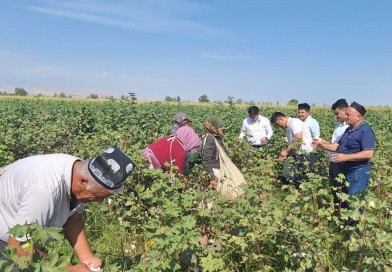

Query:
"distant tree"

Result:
[[53, 93, 58, 98], [88, 94, 99, 99], [198, 94, 210, 103], [236, 98, 243, 104], [15, 87, 28, 96], [176, 96, 181, 102], [120, 95, 127, 100], [129, 92, 137, 102], [58, 92, 67, 98], [164, 96, 176, 102], [287, 99, 298, 106], [225, 96, 235, 108], [36, 93, 44, 98]]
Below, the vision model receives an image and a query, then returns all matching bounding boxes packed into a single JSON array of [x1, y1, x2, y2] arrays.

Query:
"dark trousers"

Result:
[[283, 153, 314, 183], [251, 144, 266, 149], [329, 161, 348, 210]]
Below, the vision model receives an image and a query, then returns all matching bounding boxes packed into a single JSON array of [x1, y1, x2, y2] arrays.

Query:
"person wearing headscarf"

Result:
[[200, 115, 228, 187], [170, 112, 192, 136]]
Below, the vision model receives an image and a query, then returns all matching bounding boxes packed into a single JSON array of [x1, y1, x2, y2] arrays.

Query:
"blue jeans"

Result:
[[344, 165, 370, 196]]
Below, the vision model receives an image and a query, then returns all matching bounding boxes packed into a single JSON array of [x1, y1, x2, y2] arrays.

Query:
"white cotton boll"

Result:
[[107, 198, 113, 205], [84, 262, 103, 272]]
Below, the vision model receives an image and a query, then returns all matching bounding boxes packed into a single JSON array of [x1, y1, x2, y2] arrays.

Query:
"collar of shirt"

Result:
[[248, 115, 261, 124], [348, 121, 364, 132]]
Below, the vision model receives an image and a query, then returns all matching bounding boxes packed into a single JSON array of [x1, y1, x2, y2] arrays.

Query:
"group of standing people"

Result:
[[270, 99, 375, 213], [142, 99, 375, 215]]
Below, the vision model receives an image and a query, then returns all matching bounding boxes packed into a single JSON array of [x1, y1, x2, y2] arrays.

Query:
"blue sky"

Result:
[[0, 0, 391, 105]]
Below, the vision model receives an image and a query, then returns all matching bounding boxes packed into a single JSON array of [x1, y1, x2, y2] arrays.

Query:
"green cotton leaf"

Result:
[[43, 227, 63, 241], [8, 224, 29, 238], [55, 256, 71, 270], [33, 227, 62, 247], [230, 235, 248, 250], [41, 253, 59, 271], [40, 253, 67, 272], [181, 193, 194, 208], [182, 216, 197, 230], [198, 208, 211, 217], [13, 255, 30, 269], [200, 253, 224, 272], [3, 264, 16, 272], [33, 230, 51, 245]]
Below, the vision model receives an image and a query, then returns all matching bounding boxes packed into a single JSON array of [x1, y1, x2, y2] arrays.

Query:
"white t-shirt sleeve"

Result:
[[239, 118, 247, 139], [264, 118, 273, 139], [291, 119, 303, 136], [11, 185, 55, 229], [8, 185, 56, 242]]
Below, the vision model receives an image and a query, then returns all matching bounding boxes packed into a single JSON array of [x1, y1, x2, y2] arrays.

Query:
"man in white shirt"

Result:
[[0, 147, 135, 272], [239, 106, 273, 149], [313, 99, 349, 209], [271, 112, 313, 184]]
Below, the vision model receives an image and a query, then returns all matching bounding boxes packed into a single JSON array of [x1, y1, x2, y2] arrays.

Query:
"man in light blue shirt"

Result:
[[298, 103, 320, 140], [297, 103, 320, 171]]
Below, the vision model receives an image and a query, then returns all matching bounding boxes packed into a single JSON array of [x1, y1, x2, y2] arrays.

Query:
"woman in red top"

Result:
[[143, 136, 187, 174], [142, 113, 200, 174]]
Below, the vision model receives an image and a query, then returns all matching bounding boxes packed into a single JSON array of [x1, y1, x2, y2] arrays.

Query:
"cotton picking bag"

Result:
[[213, 138, 246, 201]]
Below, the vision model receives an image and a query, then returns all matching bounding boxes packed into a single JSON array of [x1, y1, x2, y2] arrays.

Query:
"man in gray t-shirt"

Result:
[[0, 147, 134, 272]]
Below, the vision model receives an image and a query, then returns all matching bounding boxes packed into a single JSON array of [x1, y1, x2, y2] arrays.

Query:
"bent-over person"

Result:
[[271, 112, 313, 184], [0, 147, 135, 272]]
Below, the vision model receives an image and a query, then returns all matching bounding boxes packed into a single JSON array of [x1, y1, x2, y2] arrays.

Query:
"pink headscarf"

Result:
[[175, 126, 200, 152]]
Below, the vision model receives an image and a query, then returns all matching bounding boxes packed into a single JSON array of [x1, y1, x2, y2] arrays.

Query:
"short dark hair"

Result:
[[248, 106, 259, 116], [331, 98, 348, 110], [298, 103, 310, 112], [270, 112, 286, 124]]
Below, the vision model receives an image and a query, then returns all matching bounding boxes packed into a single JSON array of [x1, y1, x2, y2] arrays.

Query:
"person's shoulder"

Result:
[[16, 154, 75, 166], [312, 116, 320, 124], [310, 115, 319, 121], [243, 117, 250, 123], [203, 134, 216, 143], [259, 115, 270, 123], [177, 125, 194, 133], [360, 122, 375, 133], [290, 117, 302, 125]]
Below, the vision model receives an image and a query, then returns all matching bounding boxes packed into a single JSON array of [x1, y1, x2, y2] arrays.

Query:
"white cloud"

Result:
[[27, 0, 226, 37]]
